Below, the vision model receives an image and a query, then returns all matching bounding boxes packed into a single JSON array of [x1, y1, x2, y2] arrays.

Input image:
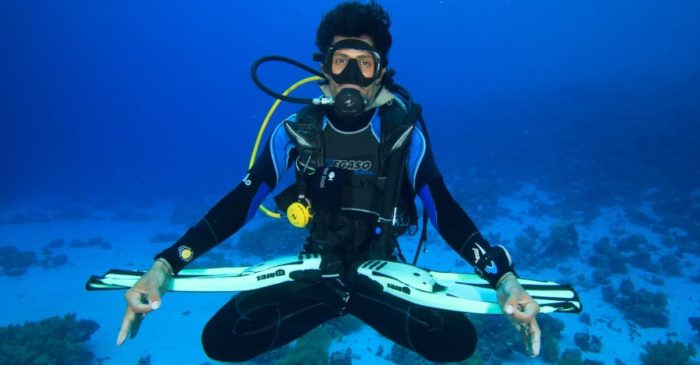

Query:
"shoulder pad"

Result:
[[379, 99, 422, 155], [284, 105, 324, 172]]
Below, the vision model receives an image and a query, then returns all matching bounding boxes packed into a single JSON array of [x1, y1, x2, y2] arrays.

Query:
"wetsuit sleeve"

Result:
[[408, 127, 513, 287], [154, 120, 296, 274]]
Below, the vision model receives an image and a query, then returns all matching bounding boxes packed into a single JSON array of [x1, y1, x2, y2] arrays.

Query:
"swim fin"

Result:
[[86, 254, 581, 315]]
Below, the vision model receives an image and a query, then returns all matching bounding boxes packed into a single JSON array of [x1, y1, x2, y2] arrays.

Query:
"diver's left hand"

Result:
[[496, 272, 541, 357]]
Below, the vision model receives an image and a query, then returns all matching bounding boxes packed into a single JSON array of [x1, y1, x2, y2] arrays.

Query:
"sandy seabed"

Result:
[[1, 187, 698, 365]]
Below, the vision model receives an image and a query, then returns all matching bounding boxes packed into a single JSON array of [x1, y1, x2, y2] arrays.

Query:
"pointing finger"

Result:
[[528, 318, 541, 357], [117, 308, 135, 346]]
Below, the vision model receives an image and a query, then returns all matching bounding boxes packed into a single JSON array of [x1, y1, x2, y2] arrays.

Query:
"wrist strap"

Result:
[[475, 245, 515, 287]]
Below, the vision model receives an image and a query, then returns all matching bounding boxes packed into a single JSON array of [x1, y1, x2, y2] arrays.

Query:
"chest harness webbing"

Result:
[[278, 98, 429, 264]]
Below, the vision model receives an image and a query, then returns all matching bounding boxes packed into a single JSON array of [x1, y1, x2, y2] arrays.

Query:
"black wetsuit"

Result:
[[156, 95, 505, 363]]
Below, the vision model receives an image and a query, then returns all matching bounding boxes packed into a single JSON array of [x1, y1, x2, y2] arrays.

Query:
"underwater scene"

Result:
[[1, 1, 699, 364]]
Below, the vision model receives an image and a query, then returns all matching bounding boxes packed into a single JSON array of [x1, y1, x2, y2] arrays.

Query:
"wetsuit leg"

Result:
[[347, 288, 477, 363], [201, 281, 341, 363]]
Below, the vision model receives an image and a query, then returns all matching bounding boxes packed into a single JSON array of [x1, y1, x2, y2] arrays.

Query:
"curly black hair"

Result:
[[316, 0, 392, 67]]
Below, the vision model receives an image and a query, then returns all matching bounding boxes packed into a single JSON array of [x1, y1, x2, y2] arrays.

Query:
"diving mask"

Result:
[[322, 39, 382, 87]]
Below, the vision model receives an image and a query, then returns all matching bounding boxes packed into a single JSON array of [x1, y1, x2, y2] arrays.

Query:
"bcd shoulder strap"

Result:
[[370, 100, 423, 259], [283, 105, 325, 174]]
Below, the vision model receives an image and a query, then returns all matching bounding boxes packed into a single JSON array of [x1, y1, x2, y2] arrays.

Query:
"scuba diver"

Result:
[[117, 1, 541, 362]]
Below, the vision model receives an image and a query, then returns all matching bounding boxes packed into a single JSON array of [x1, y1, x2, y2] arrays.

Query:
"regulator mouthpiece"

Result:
[[333, 88, 367, 118]]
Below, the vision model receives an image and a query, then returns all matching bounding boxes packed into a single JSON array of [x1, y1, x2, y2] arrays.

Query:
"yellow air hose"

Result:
[[248, 75, 324, 219]]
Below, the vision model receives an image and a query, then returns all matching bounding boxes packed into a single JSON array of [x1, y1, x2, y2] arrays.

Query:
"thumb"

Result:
[[148, 291, 161, 310], [503, 303, 516, 315]]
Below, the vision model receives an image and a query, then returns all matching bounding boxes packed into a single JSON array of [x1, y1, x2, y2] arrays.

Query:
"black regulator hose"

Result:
[[251, 56, 327, 104], [250, 55, 430, 134]]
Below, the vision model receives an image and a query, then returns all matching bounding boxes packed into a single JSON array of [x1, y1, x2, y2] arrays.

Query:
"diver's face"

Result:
[[325, 35, 386, 100]]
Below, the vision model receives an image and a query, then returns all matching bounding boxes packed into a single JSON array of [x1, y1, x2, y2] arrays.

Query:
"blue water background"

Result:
[[1, 0, 699, 363], [3, 0, 698, 204]]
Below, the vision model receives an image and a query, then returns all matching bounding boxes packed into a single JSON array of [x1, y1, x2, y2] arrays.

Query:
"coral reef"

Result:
[[574, 332, 602, 353], [588, 232, 683, 284], [622, 207, 657, 229], [512, 226, 541, 269], [252, 317, 363, 365], [558, 349, 583, 365], [549, 181, 605, 225], [602, 278, 669, 328], [539, 314, 566, 363], [544, 222, 580, 259], [468, 313, 564, 364], [639, 339, 696, 365], [628, 250, 658, 273], [276, 326, 332, 365], [643, 274, 664, 286], [0, 313, 99, 365], [689, 317, 700, 337], [324, 316, 364, 340], [656, 253, 683, 276], [69, 236, 111, 249], [511, 223, 581, 269], [579, 313, 591, 326], [0, 240, 72, 276], [540, 335, 560, 364], [0, 212, 52, 225], [388, 344, 482, 365], [47, 239, 65, 249], [614, 234, 659, 272], [587, 237, 628, 285], [40, 239, 69, 269], [388, 344, 434, 365], [329, 348, 353, 365], [0, 245, 37, 276], [651, 189, 700, 251], [39, 253, 69, 269], [616, 233, 651, 254], [250, 345, 289, 364], [148, 232, 180, 244], [468, 314, 520, 364]]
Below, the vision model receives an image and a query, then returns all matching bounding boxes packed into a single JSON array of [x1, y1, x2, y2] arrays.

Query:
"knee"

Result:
[[407, 309, 477, 363], [201, 317, 258, 363], [414, 336, 477, 363]]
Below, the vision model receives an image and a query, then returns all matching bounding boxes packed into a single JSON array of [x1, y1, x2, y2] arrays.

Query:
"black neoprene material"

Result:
[[412, 130, 441, 190], [424, 178, 481, 256], [201, 280, 477, 363], [474, 245, 515, 287], [156, 107, 507, 281], [155, 100, 507, 362]]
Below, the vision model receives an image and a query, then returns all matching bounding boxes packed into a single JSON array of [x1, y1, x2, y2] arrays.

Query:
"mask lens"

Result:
[[330, 49, 379, 79]]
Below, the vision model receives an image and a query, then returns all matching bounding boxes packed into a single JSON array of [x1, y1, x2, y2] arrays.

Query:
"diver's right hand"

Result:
[[116, 258, 173, 346]]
